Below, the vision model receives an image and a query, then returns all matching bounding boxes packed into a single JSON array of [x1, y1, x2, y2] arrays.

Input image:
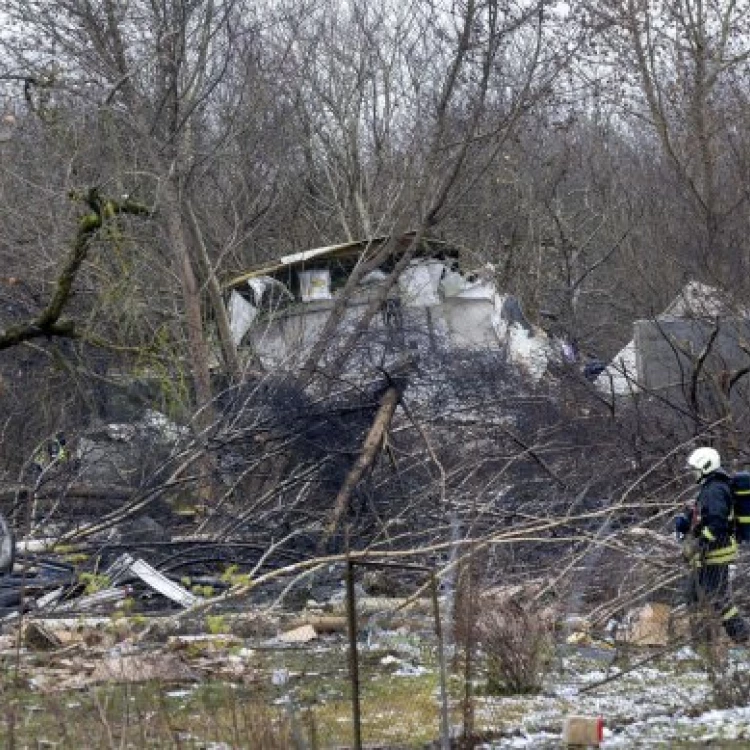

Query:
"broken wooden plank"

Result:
[[278, 624, 318, 643], [617, 602, 672, 647]]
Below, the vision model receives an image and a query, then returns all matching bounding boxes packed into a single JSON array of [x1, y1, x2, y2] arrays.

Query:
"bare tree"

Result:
[[1, 1, 270, 418], [585, 0, 750, 283]]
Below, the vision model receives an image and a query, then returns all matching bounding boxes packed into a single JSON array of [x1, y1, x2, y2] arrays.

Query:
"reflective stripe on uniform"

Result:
[[705, 552, 738, 565], [723, 606, 740, 621], [704, 539, 738, 565], [701, 527, 716, 541]]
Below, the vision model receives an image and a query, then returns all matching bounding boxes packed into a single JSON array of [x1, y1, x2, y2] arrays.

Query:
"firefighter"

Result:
[[675, 446, 749, 644]]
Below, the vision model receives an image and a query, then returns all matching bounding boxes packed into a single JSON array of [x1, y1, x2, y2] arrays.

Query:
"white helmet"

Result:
[[686, 446, 721, 482]]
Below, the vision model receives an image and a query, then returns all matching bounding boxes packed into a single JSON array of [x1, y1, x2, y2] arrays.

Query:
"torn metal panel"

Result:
[[397, 261, 444, 307], [107, 553, 198, 608], [34, 587, 65, 609], [225, 237, 392, 288], [662, 280, 742, 318], [129, 559, 198, 607], [105, 552, 137, 585], [594, 340, 639, 395], [594, 280, 750, 397], [228, 290, 258, 346], [223, 233, 460, 289], [228, 278, 295, 344], [222, 232, 560, 383]]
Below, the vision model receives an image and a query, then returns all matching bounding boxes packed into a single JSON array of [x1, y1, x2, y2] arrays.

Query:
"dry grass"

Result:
[[0, 682, 292, 749]]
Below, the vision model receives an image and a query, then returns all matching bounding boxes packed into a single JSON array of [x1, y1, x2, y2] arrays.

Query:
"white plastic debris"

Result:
[[380, 655, 401, 665], [492, 294, 553, 381], [398, 261, 444, 306], [393, 663, 428, 677], [594, 340, 639, 395], [271, 668, 290, 686], [228, 290, 258, 346]]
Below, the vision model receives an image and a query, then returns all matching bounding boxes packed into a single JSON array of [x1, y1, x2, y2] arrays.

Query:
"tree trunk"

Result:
[[163, 181, 215, 426], [187, 200, 243, 382]]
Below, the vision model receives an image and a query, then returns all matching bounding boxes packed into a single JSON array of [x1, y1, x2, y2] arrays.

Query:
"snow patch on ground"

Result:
[[478, 649, 750, 748]]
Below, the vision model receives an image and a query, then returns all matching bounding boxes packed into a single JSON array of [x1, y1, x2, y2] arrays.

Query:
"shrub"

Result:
[[477, 599, 554, 695]]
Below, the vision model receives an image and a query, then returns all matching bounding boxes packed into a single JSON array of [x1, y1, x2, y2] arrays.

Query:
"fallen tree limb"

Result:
[[321, 362, 412, 548], [138, 501, 683, 637]]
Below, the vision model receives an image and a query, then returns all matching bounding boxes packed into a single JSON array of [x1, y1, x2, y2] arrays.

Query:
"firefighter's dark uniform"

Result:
[[680, 469, 749, 643]]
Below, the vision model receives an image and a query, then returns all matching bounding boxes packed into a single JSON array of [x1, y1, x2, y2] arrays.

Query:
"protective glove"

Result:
[[681, 534, 702, 563]]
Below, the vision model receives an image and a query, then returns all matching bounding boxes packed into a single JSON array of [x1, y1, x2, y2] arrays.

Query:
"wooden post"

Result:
[[345, 558, 362, 750], [431, 574, 451, 750]]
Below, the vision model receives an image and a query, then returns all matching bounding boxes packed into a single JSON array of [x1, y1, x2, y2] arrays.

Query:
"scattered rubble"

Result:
[[22, 621, 62, 650], [0, 495, 739, 750], [90, 653, 198, 684], [167, 633, 243, 653], [277, 624, 318, 644], [290, 615, 347, 634], [618, 602, 672, 647], [327, 596, 433, 616]]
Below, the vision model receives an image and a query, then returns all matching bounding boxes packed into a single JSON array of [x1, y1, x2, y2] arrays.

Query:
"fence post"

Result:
[[431, 574, 451, 750], [346, 558, 362, 750]]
